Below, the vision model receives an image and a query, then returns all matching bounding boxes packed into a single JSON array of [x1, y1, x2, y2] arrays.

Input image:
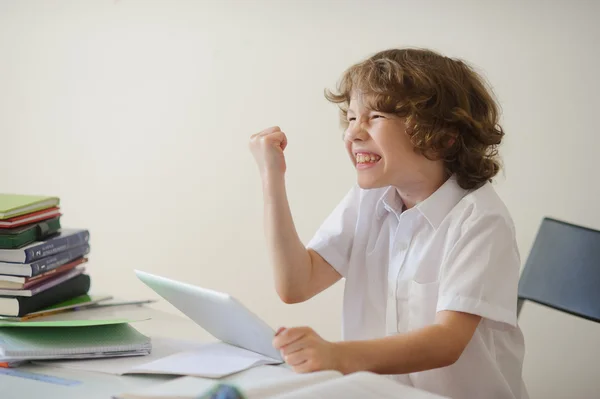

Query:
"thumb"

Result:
[[275, 327, 287, 336], [278, 133, 288, 152]]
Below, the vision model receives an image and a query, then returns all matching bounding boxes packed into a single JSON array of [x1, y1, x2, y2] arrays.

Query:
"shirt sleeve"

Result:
[[436, 214, 520, 327], [306, 185, 361, 278]]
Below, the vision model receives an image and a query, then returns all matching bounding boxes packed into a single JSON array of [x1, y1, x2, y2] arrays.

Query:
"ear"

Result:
[[445, 131, 461, 151], [447, 129, 459, 146], [424, 131, 458, 161]]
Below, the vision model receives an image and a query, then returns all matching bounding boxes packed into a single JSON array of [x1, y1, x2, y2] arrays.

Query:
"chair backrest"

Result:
[[517, 217, 600, 323]]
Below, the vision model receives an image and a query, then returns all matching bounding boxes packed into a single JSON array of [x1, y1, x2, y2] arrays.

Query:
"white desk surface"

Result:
[[1, 304, 445, 399], [0, 304, 250, 399]]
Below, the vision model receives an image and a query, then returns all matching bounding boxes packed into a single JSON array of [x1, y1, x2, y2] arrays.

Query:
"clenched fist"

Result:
[[273, 326, 345, 374], [249, 126, 288, 178]]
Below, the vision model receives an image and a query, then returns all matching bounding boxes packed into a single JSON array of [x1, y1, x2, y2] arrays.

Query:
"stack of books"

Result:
[[0, 194, 92, 318]]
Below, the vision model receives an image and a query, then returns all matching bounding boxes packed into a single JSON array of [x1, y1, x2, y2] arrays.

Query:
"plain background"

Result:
[[1, 0, 599, 397]]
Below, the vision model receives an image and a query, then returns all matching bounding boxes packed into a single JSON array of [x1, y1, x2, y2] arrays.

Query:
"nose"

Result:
[[344, 120, 368, 142]]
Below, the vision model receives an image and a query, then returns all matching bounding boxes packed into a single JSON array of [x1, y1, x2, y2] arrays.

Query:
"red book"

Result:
[[0, 207, 61, 229], [0, 257, 87, 290]]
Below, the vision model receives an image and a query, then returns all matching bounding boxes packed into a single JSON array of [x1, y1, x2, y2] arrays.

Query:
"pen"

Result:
[[74, 299, 157, 310]]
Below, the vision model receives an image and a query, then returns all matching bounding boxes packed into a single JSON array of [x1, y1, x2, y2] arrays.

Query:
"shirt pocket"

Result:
[[407, 280, 440, 331]]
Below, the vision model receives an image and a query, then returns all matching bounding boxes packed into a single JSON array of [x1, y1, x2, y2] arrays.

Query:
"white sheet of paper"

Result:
[[34, 337, 207, 375], [125, 342, 282, 378], [269, 371, 449, 399], [117, 376, 221, 399], [116, 366, 341, 399]]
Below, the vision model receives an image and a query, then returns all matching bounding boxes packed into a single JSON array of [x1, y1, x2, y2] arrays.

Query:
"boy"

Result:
[[249, 48, 528, 399]]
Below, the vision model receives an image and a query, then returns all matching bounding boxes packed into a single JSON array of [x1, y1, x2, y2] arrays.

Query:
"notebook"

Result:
[[38, 340, 282, 379], [0, 323, 151, 361], [34, 336, 207, 375], [0, 194, 59, 220], [122, 342, 282, 378]]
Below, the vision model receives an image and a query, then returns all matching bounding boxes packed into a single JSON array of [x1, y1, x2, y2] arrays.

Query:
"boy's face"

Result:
[[344, 95, 439, 190]]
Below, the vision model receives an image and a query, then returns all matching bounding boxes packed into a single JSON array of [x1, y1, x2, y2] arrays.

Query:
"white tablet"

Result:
[[134, 270, 283, 361]]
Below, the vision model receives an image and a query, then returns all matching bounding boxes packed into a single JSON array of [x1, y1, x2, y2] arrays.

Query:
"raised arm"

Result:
[[250, 126, 341, 303]]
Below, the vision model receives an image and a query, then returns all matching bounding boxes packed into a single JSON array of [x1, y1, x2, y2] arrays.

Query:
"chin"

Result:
[[356, 176, 387, 190]]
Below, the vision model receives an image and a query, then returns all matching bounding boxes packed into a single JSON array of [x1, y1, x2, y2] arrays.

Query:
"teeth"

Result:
[[356, 153, 379, 163]]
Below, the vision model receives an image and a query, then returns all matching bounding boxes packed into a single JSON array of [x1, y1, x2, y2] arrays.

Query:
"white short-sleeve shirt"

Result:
[[307, 176, 529, 399]]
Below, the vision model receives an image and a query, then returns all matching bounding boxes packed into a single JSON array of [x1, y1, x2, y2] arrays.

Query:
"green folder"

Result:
[[0, 217, 61, 249], [0, 323, 152, 360], [0, 319, 136, 328], [0, 194, 60, 220]]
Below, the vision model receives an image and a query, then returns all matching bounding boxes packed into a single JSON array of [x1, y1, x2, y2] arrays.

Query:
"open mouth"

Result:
[[354, 152, 381, 165]]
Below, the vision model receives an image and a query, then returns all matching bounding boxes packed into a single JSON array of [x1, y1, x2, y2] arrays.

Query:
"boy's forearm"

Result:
[[335, 325, 463, 375], [262, 174, 312, 302]]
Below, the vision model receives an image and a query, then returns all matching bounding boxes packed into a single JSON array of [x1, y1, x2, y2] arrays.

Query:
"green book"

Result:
[[0, 194, 60, 220], [0, 217, 61, 249]]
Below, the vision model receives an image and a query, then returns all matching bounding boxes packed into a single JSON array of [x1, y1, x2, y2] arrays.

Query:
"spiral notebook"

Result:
[[0, 323, 151, 361]]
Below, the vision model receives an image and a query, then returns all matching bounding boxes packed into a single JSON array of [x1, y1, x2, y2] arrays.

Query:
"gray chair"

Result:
[[517, 217, 600, 323]]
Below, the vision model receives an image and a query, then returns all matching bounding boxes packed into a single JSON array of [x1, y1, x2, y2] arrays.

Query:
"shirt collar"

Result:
[[376, 186, 405, 219], [376, 175, 469, 229], [416, 175, 469, 229]]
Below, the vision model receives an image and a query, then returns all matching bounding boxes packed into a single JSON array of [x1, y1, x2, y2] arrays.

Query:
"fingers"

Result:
[[251, 126, 281, 139], [280, 339, 306, 357], [260, 126, 281, 136], [275, 327, 286, 336], [272, 326, 311, 350], [272, 327, 331, 374], [284, 350, 308, 367], [249, 127, 287, 150], [279, 132, 287, 151], [294, 357, 319, 373], [285, 349, 323, 373]]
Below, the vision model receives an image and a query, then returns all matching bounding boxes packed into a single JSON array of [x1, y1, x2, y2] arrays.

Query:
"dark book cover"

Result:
[[0, 229, 90, 263], [0, 243, 90, 277], [0, 274, 91, 317]]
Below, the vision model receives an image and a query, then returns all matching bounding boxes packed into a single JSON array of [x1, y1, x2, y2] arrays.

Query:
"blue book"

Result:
[[0, 229, 89, 264], [0, 244, 90, 277]]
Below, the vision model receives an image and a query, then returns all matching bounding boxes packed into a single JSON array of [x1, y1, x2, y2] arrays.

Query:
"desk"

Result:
[[1, 305, 445, 399], [1, 304, 273, 399]]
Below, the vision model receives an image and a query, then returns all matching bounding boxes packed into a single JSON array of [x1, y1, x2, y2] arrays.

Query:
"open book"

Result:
[[115, 366, 449, 399]]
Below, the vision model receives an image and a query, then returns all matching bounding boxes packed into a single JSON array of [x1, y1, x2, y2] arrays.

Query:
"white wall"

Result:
[[1, 0, 599, 397]]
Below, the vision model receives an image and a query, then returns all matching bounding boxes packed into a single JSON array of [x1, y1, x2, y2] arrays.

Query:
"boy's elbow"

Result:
[[277, 291, 299, 304], [442, 348, 462, 367], [276, 287, 306, 304], [441, 339, 468, 367]]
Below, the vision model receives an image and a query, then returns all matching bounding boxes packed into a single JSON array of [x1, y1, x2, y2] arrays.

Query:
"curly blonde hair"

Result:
[[325, 48, 504, 190]]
